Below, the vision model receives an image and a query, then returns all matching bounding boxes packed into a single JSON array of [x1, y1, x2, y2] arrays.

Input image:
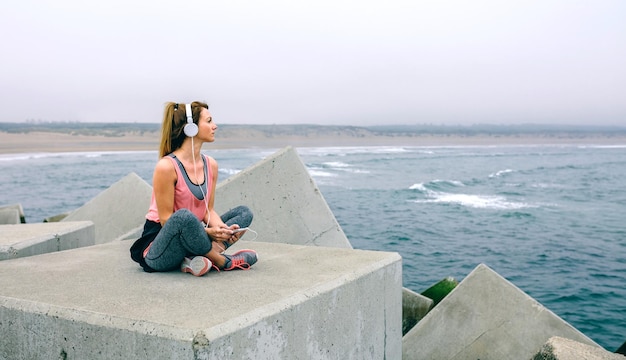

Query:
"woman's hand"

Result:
[[205, 224, 234, 241], [206, 224, 245, 252]]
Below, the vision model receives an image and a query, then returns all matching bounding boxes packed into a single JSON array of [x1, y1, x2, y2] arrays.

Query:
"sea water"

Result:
[[1, 145, 624, 350]]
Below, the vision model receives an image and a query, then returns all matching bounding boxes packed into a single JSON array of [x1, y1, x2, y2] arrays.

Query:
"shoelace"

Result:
[[227, 256, 251, 270]]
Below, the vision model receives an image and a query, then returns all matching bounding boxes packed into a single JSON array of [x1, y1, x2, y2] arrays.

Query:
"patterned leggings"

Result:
[[144, 206, 253, 271]]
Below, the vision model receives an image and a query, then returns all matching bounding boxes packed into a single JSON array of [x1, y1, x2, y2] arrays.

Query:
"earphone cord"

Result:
[[191, 136, 210, 228], [191, 135, 257, 241]]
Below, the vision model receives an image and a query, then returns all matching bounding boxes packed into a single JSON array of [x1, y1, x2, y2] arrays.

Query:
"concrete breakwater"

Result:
[[1, 146, 623, 359]]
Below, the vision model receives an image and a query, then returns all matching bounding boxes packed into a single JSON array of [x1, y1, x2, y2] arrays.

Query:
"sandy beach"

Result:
[[1, 130, 625, 155]]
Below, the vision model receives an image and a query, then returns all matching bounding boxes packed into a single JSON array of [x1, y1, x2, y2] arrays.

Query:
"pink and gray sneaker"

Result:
[[181, 256, 212, 277], [220, 249, 258, 271]]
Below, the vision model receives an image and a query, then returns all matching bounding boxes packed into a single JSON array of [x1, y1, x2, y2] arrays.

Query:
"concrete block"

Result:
[[0, 203, 25, 224], [216, 146, 352, 249], [61, 172, 152, 244], [0, 209, 20, 225], [43, 212, 70, 222], [0, 222, 94, 261], [532, 336, 626, 360], [402, 263, 600, 360], [116, 225, 144, 241], [0, 240, 402, 359], [402, 287, 433, 336]]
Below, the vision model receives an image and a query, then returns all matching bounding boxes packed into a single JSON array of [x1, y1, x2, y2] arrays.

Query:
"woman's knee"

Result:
[[240, 205, 253, 220], [170, 208, 196, 223], [235, 205, 253, 224], [222, 205, 253, 227]]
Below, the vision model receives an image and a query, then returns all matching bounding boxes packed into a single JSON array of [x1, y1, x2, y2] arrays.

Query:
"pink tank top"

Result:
[[146, 154, 212, 223]]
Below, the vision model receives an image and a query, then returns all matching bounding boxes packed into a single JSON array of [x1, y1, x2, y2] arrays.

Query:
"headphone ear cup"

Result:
[[184, 122, 199, 137]]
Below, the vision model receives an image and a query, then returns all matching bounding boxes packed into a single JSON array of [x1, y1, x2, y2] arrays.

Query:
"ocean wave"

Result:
[[577, 145, 626, 149], [298, 146, 412, 157], [411, 193, 532, 210], [409, 179, 532, 209], [0, 150, 155, 162], [409, 179, 465, 192], [408, 182, 431, 194], [531, 182, 567, 189], [321, 161, 370, 174], [303, 162, 370, 177], [219, 168, 241, 176], [489, 169, 515, 178], [323, 161, 350, 168], [307, 169, 337, 177], [432, 179, 465, 188]]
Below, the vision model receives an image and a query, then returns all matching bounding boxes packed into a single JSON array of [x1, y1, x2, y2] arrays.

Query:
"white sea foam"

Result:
[[431, 179, 465, 187], [319, 161, 370, 174], [0, 150, 155, 162], [219, 168, 241, 176], [410, 179, 531, 210], [532, 182, 565, 189], [412, 193, 532, 210], [577, 145, 626, 149], [489, 169, 514, 178], [409, 182, 427, 191], [323, 161, 350, 168], [307, 169, 337, 177], [409, 180, 464, 194], [298, 146, 412, 157], [0, 152, 90, 162]]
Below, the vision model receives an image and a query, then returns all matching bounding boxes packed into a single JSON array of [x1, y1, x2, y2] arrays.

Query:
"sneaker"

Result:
[[221, 249, 258, 271], [181, 256, 212, 277]]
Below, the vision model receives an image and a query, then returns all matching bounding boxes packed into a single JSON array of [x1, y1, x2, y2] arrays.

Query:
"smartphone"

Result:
[[232, 227, 249, 234]]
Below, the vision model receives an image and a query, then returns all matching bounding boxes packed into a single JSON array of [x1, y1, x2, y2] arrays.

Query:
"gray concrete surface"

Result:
[[532, 336, 626, 360], [0, 221, 94, 261], [216, 146, 352, 249], [0, 203, 25, 224], [0, 209, 20, 225], [61, 172, 152, 244], [43, 212, 69, 222], [0, 240, 402, 359], [402, 263, 600, 360]]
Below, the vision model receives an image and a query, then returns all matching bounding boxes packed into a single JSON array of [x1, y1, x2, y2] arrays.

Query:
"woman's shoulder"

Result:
[[156, 155, 176, 167], [154, 156, 177, 176], [203, 154, 218, 166]]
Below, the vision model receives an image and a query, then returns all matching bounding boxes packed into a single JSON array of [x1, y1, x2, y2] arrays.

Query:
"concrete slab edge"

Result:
[[0, 221, 94, 261], [0, 296, 194, 343], [203, 250, 402, 341], [0, 249, 401, 349], [469, 264, 600, 347], [532, 336, 626, 360]]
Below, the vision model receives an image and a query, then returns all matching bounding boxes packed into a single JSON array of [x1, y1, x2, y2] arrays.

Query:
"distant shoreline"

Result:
[[2, 130, 625, 155]]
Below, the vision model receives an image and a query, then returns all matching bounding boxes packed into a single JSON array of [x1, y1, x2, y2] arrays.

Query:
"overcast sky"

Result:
[[1, 0, 624, 126]]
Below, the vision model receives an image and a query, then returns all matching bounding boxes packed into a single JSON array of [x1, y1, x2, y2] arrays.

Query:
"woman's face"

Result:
[[198, 108, 217, 142]]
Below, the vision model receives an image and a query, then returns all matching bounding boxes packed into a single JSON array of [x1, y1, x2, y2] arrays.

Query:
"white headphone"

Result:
[[183, 103, 198, 137]]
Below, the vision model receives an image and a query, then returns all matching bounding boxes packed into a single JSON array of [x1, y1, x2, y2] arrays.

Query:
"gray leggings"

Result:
[[145, 206, 253, 271]]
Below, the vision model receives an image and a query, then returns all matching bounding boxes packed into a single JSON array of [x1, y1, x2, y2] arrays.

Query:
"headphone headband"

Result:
[[185, 104, 192, 124], [183, 103, 199, 137]]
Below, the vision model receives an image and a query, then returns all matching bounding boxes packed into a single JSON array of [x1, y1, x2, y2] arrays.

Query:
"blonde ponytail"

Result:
[[158, 101, 209, 158], [158, 102, 176, 158]]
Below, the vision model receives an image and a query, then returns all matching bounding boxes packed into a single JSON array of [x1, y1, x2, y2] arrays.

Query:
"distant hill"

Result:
[[1, 122, 625, 138]]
